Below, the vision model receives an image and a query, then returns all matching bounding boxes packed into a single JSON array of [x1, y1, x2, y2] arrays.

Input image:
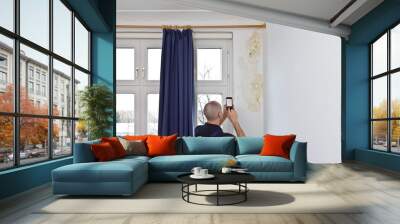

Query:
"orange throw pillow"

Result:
[[124, 135, 152, 141], [101, 137, 127, 158], [260, 134, 296, 159], [91, 142, 117, 161], [146, 134, 177, 157]]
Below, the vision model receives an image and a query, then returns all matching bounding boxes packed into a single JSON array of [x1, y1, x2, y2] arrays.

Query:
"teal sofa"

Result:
[[52, 137, 307, 196]]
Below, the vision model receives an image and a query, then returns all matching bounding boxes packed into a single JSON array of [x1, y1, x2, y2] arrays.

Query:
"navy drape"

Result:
[[158, 29, 194, 136]]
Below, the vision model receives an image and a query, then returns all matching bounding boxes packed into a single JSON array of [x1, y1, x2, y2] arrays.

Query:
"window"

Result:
[[371, 23, 400, 153], [0, 35, 13, 112], [53, 0, 72, 60], [147, 49, 161, 80], [0, 1, 91, 170], [74, 17, 89, 70], [116, 94, 135, 136], [147, 94, 159, 134], [53, 59, 72, 117], [20, 0, 49, 48], [197, 49, 222, 80], [0, 0, 14, 31], [116, 38, 231, 134], [116, 48, 135, 80]]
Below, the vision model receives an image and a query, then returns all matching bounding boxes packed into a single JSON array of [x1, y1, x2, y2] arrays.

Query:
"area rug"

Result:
[[37, 183, 362, 214]]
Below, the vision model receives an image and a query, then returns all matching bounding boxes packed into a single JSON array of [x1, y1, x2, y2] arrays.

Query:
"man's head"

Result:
[[204, 101, 223, 123]]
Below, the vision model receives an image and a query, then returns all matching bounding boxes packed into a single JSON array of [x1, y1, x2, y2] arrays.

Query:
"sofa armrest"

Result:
[[73, 140, 100, 163], [289, 141, 307, 181]]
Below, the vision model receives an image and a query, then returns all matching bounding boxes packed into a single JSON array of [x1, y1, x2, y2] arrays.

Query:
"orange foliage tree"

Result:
[[0, 84, 60, 152], [372, 99, 400, 143]]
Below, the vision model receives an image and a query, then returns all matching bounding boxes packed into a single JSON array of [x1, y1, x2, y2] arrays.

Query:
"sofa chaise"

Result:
[[52, 137, 307, 196]]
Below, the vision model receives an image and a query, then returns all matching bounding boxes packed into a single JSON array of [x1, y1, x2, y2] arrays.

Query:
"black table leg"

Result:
[[195, 184, 198, 192], [216, 184, 219, 206]]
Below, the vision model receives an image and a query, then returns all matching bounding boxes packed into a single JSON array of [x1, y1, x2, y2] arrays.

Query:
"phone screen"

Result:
[[226, 98, 233, 107]]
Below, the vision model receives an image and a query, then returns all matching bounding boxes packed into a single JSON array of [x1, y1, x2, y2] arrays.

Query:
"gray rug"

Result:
[[38, 183, 362, 214]]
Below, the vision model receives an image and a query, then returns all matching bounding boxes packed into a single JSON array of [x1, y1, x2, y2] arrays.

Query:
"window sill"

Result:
[[0, 156, 72, 176]]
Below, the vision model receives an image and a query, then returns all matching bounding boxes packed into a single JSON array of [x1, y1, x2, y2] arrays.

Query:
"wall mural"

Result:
[[239, 31, 263, 112]]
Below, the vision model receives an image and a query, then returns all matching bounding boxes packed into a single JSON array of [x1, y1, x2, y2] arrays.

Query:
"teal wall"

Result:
[[343, 0, 400, 170], [0, 0, 116, 200]]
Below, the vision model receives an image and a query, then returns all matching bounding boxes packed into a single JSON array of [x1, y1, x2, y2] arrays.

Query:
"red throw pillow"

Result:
[[101, 137, 127, 158], [146, 134, 177, 157], [260, 134, 296, 159], [91, 142, 117, 161]]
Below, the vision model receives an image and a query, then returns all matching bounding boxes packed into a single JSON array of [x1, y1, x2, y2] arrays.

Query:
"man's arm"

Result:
[[227, 109, 246, 137]]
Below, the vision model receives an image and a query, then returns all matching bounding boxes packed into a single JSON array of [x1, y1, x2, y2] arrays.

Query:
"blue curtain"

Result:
[[158, 29, 194, 136]]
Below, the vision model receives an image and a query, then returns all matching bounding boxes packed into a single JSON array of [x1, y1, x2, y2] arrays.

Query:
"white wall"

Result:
[[227, 29, 264, 136], [264, 23, 341, 163]]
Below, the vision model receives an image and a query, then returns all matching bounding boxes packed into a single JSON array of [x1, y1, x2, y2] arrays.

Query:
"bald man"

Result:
[[195, 101, 246, 137]]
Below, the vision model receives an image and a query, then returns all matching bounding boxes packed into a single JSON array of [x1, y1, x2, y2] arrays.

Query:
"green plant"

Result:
[[79, 84, 113, 140]]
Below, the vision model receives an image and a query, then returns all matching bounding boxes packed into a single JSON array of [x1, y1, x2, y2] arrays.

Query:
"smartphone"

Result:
[[226, 97, 233, 109]]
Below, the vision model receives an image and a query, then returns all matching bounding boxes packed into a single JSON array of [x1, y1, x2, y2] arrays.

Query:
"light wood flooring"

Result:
[[1, 162, 400, 224]]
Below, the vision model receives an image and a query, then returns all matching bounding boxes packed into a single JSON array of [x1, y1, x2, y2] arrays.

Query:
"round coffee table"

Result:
[[177, 173, 255, 206]]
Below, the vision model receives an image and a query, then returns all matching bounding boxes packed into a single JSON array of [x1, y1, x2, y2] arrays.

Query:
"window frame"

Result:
[[370, 21, 400, 154], [0, 0, 92, 171], [116, 36, 232, 135]]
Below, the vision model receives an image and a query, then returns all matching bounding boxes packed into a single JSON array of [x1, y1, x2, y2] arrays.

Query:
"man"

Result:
[[195, 101, 246, 137]]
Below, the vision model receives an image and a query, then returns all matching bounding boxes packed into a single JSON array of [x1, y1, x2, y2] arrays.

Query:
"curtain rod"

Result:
[[116, 24, 266, 29]]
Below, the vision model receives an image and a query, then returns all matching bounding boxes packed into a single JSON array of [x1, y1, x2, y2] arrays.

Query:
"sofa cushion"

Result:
[[236, 137, 263, 155], [236, 155, 293, 172], [179, 137, 236, 155], [149, 154, 235, 172], [53, 158, 147, 183]]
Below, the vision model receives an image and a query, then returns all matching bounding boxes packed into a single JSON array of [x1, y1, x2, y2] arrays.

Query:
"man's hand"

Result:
[[227, 108, 239, 124]]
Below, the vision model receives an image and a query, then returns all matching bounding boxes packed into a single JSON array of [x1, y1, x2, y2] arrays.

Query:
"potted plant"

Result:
[[79, 84, 113, 140]]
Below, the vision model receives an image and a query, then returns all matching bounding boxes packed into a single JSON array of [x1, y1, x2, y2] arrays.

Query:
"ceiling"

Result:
[[116, 0, 384, 37], [117, 0, 263, 26]]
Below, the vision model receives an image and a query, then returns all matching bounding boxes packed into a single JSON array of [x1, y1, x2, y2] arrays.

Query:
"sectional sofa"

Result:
[[52, 137, 307, 196]]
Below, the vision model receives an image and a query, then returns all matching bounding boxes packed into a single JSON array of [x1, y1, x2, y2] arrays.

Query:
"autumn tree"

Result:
[[372, 99, 400, 144], [0, 84, 60, 153]]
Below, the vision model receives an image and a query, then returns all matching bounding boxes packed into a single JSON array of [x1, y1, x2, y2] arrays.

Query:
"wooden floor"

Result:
[[1, 162, 400, 224]]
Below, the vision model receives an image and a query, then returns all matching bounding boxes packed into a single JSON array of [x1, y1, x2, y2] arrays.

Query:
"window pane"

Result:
[[116, 48, 135, 80], [148, 49, 161, 80], [20, 44, 49, 115], [117, 94, 135, 136], [74, 18, 89, 70], [0, 116, 13, 170], [20, 117, 49, 165], [147, 94, 159, 134], [0, 0, 13, 31], [53, 59, 72, 117], [391, 72, 400, 117], [372, 121, 387, 151], [372, 77, 387, 119], [391, 120, 400, 153], [53, 119, 72, 158], [20, 0, 49, 49], [391, 24, 400, 70], [197, 94, 222, 125], [372, 34, 387, 76], [75, 120, 88, 143], [0, 35, 14, 112], [74, 69, 89, 118], [197, 49, 222, 80], [53, 0, 72, 60]]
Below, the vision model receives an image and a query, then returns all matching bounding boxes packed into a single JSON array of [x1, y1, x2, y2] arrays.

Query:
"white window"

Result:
[[116, 36, 232, 135]]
